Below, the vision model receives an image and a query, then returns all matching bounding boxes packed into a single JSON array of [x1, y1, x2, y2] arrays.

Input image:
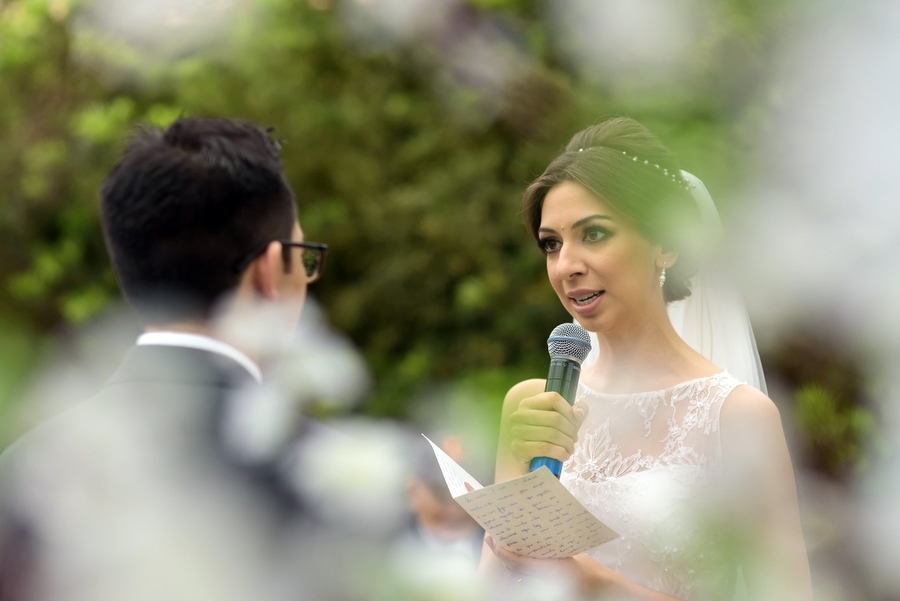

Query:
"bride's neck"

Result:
[[583, 318, 711, 394]]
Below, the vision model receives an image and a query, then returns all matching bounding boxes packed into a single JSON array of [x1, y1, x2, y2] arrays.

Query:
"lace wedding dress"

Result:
[[560, 372, 743, 600]]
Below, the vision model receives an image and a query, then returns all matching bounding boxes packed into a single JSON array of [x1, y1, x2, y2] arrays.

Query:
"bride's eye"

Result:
[[538, 237, 561, 254], [583, 226, 611, 244]]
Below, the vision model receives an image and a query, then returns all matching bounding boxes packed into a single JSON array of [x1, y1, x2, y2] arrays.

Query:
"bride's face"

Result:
[[538, 181, 665, 334]]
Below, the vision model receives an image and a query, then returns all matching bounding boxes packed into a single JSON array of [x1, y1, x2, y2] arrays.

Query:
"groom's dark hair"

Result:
[[99, 117, 297, 323]]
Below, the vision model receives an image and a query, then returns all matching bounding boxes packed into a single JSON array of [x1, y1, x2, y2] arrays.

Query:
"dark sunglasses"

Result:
[[232, 240, 328, 282]]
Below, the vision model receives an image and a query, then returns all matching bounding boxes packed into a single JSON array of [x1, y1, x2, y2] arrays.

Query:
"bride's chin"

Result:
[[572, 314, 607, 334], [569, 316, 595, 332]]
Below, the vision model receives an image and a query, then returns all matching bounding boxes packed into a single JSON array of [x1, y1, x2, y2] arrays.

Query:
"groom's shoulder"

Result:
[[0, 384, 111, 480]]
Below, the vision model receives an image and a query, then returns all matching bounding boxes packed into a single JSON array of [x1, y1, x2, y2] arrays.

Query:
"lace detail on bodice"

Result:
[[560, 372, 743, 600]]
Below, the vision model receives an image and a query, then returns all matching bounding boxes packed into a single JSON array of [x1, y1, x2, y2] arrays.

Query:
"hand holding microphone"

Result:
[[511, 323, 591, 478]]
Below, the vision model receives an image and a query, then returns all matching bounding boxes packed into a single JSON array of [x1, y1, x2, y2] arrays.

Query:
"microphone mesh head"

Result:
[[547, 323, 592, 363]]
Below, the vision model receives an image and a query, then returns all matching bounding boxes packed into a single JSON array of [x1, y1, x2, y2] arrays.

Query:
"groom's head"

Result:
[[99, 117, 300, 325]]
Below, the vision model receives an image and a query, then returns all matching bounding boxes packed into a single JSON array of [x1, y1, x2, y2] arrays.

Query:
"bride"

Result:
[[480, 117, 812, 600]]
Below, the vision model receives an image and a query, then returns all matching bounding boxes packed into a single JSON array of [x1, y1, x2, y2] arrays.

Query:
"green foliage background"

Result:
[[0, 0, 870, 480]]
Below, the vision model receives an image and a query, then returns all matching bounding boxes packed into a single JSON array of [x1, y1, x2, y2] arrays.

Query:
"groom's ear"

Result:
[[242, 241, 282, 300]]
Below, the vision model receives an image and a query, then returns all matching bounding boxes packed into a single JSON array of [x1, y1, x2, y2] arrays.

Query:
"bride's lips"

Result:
[[567, 288, 604, 314]]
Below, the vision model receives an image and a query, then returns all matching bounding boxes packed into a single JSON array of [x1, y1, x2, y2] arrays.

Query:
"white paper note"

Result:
[[424, 436, 618, 559]]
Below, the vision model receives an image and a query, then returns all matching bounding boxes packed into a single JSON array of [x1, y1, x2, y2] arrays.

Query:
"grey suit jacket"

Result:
[[0, 345, 307, 600]]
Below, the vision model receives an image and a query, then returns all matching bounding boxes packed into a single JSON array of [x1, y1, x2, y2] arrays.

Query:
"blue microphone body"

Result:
[[529, 324, 591, 478]]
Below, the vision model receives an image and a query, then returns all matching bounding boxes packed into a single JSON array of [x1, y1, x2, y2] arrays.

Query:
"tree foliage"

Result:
[[0, 0, 868, 477]]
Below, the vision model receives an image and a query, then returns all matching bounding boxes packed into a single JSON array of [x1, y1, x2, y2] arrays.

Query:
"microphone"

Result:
[[529, 323, 592, 478]]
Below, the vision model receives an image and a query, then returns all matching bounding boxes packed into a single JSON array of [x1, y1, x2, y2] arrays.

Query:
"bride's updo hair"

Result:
[[522, 117, 701, 302]]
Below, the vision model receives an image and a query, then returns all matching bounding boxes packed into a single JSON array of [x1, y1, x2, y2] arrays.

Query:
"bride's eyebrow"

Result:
[[573, 214, 613, 228], [539, 214, 614, 235]]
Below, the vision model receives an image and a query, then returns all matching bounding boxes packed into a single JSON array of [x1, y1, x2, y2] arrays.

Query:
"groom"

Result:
[[0, 117, 328, 598]]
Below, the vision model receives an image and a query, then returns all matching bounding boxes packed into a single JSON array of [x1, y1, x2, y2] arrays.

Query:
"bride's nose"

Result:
[[554, 243, 587, 279]]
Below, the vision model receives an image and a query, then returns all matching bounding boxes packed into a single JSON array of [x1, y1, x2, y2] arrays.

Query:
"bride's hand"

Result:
[[508, 391, 589, 470], [484, 535, 614, 594], [484, 534, 575, 579]]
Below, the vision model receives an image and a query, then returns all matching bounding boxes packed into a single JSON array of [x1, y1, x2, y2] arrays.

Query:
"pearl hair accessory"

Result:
[[576, 147, 692, 191]]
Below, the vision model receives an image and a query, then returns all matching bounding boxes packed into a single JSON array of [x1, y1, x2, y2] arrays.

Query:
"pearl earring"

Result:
[[659, 265, 667, 288]]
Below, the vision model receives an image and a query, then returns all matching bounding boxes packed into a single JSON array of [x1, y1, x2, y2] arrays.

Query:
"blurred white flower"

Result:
[[213, 296, 370, 410], [629, 466, 697, 546], [16, 305, 139, 429], [288, 418, 410, 532], [508, 570, 579, 601], [433, 15, 532, 127], [212, 298, 298, 362], [13, 394, 276, 601], [544, 0, 713, 89], [340, 0, 537, 129], [387, 538, 485, 601], [277, 299, 371, 409], [221, 382, 300, 464], [217, 299, 369, 462], [727, 0, 900, 595], [733, 0, 900, 353], [72, 0, 247, 54], [339, 0, 459, 48]]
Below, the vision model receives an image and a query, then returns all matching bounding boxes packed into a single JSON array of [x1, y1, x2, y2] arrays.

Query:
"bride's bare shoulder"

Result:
[[720, 383, 786, 440], [502, 379, 545, 411]]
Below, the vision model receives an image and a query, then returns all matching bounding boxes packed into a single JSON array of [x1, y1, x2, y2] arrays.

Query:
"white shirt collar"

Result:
[[136, 331, 263, 383]]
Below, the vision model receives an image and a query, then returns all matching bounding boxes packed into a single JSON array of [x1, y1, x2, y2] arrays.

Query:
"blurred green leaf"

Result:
[[62, 284, 111, 323], [0, 0, 866, 481], [794, 383, 873, 477], [72, 97, 136, 144]]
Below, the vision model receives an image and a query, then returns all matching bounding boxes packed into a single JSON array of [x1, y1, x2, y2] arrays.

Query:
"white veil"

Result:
[[581, 171, 767, 393]]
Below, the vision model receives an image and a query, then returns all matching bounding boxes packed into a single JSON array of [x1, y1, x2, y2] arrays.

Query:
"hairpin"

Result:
[[572, 147, 689, 190]]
